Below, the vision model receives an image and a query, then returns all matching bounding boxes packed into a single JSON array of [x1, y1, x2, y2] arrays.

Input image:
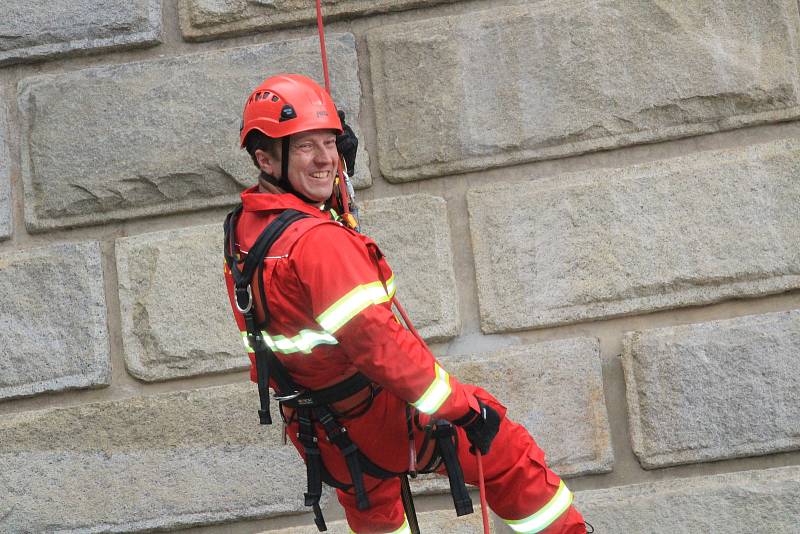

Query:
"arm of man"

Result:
[[290, 223, 480, 422]]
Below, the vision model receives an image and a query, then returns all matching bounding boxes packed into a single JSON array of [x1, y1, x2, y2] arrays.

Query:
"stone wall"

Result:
[[1, 1, 799, 532]]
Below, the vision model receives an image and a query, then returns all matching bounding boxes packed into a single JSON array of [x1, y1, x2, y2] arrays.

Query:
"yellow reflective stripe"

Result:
[[349, 516, 410, 534], [504, 480, 573, 533], [385, 274, 396, 298], [412, 363, 452, 414], [317, 280, 390, 333], [240, 329, 338, 355]]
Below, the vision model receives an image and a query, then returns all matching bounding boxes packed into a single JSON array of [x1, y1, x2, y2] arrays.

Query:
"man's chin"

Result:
[[307, 188, 333, 204]]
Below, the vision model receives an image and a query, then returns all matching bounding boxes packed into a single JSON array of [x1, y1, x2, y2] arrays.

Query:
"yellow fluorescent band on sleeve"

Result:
[[412, 364, 452, 414], [317, 281, 390, 333]]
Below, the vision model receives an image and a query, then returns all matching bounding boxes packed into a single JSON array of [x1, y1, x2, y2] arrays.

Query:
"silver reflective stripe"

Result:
[[411, 363, 452, 414], [240, 329, 338, 355], [504, 480, 573, 533], [317, 280, 391, 334]]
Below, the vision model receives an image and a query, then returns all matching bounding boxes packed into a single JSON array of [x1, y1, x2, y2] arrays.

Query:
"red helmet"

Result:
[[239, 74, 342, 147]]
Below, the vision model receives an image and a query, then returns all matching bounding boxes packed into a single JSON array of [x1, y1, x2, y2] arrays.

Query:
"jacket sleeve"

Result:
[[290, 223, 480, 422]]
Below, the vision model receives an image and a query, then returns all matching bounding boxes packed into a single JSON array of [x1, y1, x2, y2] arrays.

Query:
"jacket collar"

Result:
[[240, 185, 331, 219]]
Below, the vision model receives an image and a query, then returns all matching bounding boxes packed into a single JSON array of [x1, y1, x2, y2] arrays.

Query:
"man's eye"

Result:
[[296, 144, 313, 151]]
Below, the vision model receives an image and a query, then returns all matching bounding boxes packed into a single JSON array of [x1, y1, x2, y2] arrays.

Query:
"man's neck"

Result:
[[257, 175, 325, 209]]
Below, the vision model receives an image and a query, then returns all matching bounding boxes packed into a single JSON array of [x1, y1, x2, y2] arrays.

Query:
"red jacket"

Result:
[[224, 186, 479, 423]]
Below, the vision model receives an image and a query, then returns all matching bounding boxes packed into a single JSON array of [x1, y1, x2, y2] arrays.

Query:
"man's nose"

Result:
[[313, 145, 332, 164]]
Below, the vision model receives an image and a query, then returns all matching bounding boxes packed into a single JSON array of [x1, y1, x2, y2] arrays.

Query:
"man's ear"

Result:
[[255, 148, 279, 177]]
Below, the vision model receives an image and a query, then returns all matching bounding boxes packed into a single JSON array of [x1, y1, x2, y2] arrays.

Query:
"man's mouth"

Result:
[[310, 171, 330, 179]]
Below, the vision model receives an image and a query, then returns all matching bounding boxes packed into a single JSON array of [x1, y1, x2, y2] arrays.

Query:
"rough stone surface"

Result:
[[359, 195, 459, 342], [468, 139, 800, 333], [0, 242, 110, 400], [116, 224, 247, 381], [180, 0, 462, 41], [264, 505, 491, 533], [368, 1, 800, 181], [446, 338, 612, 477], [19, 34, 368, 232], [576, 466, 800, 532], [0, 90, 9, 241], [0, 0, 160, 66], [0, 383, 317, 532], [623, 310, 800, 469]]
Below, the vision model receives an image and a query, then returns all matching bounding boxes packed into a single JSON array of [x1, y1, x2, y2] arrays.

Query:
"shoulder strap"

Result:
[[224, 207, 310, 424]]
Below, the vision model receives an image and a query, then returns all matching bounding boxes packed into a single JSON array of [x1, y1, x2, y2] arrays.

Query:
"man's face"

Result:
[[257, 129, 339, 203]]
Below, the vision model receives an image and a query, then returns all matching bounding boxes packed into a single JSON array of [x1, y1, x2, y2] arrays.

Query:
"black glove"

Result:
[[453, 400, 500, 455], [336, 110, 358, 175]]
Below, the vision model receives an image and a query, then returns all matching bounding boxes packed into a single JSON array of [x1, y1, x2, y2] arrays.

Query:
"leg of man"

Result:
[[337, 477, 409, 534], [451, 416, 586, 534]]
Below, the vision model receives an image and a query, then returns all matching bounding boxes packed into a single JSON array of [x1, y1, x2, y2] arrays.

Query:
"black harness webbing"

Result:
[[434, 421, 474, 516], [223, 203, 473, 531]]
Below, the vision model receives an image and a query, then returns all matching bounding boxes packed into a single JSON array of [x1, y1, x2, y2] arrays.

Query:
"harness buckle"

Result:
[[235, 285, 253, 313]]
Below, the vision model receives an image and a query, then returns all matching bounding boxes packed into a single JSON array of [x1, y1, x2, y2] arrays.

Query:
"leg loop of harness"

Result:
[[315, 407, 371, 511], [434, 420, 474, 517]]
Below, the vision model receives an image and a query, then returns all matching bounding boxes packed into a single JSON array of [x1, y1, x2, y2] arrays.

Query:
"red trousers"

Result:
[[285, 387, 586, 534]]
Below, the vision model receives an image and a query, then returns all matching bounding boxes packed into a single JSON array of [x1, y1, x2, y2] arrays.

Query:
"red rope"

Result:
[[315, 0, 350, 217], [315, 0, 331, 93], [394, 296, 491, 534], [477, 451, 491, 534]]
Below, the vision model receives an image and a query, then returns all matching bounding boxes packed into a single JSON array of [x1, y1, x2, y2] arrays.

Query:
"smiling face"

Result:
[[255, 129, 339, 204]]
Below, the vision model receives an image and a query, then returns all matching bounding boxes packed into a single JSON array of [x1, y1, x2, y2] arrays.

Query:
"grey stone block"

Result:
[[116, 224, 247, 381], [468, 139, 800, 333], [263, 505, 492, 533], [368, 1, 800, 181], [445, 338, 612, 477], [0, 241, 110, 400], [359, 194, 459, 342], [0, 90, 9, 241], [19, 34, 368, 232], [0, 383, 316, 532], [179, 0, 462, 41], [623, 310, 800, 469], [0, 0, 160, 66], [576, 466, 800, 533]]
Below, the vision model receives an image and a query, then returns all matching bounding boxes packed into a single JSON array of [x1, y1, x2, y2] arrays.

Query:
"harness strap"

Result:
[[298, 407, 327, 531], [315, 405, 370, 510], [434, 421, 474, 517], [224, 208, 311, 423], [282, 372, 373, 408]]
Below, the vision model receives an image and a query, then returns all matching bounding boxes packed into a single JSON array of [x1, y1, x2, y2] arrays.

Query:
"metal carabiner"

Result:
[[235, 285, 253, 313], [274, 389, 307, 402]]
